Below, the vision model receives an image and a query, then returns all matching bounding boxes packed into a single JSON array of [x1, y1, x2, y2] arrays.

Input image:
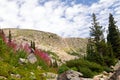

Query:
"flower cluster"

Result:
[[34, 49, 51, 66]]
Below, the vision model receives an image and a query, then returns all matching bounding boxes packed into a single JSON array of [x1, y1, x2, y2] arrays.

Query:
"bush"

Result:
[[70, 67, 78, 71], [78, 67, 94, 78], [58, 59, 104, 78], [103, 67, 112, 73], [58, 65, 69, 74]]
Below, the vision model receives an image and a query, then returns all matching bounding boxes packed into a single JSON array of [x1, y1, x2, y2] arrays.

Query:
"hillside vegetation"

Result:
[[3, 28, 87, 61], [0, 29, 58, 80]]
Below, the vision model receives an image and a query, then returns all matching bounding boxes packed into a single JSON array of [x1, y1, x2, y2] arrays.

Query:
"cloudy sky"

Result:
[[0, 0, 120, 37]]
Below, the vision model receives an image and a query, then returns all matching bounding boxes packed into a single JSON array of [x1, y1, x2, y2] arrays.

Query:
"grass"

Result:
[[0, 36, 58, 80]]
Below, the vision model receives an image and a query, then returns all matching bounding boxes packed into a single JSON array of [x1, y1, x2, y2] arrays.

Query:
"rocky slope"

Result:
[[3, 28, 88, 62]]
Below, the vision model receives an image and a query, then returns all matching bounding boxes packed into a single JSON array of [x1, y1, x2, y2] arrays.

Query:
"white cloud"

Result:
[[0, 0, 120, 38]]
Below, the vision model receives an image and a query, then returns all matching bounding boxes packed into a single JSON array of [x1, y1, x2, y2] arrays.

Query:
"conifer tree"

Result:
[[107, 13, 120, 59], [86, 13, 105, 65], [90, 13, 104, 43], [8, 30, 12, 43], [30, 41, 35, 50], [33, 41, 35, 50], [86, 13, 116, 66], [90, 13, 105, 56]]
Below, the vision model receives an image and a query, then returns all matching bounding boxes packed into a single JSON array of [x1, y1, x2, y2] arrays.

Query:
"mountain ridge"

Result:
[[3, 28, 88, 61]]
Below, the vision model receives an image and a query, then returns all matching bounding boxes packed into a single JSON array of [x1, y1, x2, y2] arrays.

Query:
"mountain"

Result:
[[3, 28, 88, 61]]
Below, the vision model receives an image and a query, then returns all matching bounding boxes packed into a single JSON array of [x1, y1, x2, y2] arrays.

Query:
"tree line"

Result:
[[86, 13, 120, 67]]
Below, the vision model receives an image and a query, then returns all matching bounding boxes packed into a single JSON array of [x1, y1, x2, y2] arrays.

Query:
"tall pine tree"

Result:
[[86, 13, 115, 66], [8, 29, 12, 43], [90, 13, 104, 43], [86, 13, 105, 65], [107, 13, 120, 59], [90, 13, 105, 56]]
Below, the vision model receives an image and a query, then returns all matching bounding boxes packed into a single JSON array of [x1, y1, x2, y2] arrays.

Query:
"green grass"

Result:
[[0, 36, 58, 80]]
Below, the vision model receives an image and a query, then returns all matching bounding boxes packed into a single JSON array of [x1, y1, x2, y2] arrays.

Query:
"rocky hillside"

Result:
[[3, 28, 88, 61]]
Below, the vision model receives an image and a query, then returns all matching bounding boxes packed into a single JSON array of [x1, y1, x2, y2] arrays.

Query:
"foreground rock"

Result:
[[27, 53, 37, 64], [57, 70, 83, 80], [108, 67, 120, 80], [19, 58, 28, 64]]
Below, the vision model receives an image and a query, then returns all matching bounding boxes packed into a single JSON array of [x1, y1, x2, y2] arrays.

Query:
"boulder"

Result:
[[19, 58, 28, 64], [109, 67, 120, 80], [57, 70, 83, 80], [27, 53, 37, 64]]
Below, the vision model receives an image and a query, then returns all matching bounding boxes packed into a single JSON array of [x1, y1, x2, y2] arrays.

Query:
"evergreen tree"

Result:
[[86, 13, 115, 66], [30, 41, 33, 48], [86, 13, 105, 65], [107, 13, 120, 59], [33, 41, 35, 50], [30, 41, 35, 50], [90, 13, 104, 43], [90, 13, 105, 56], [8, 30, 12, 43], [86, 37, 95, 61]]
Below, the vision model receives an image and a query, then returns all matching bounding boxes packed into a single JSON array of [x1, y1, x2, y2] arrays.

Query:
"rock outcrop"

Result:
[[57, 70, 83, 80]]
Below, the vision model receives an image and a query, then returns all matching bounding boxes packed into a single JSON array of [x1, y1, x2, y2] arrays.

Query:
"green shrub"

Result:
[[88, 62, 103, 72], [58, 65, 69, 74], [70, 67, 78, 71], [78, 67, 94, 78], [59, 59, 104, 78], [103, 67, 112, 73]]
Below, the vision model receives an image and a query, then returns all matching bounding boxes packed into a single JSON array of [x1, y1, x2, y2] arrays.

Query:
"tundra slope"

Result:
[[3, 28, 87, 62]]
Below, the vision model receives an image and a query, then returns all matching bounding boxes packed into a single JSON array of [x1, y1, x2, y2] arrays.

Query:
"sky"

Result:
[[0, 0, 120, 38]]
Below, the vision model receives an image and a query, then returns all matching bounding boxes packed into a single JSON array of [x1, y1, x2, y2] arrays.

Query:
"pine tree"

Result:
[[30, 41, 35, 50], [33, 41, 35, 50], [8, 30, 12, 43], [90, 13, 104, 43], [86, 13, 105, 65], [107, 13, 120, 59], [86, 38, 95, 61], [30, 41, 33, 48], [90, 13, 105, 56], [86, 13, 116, 66]]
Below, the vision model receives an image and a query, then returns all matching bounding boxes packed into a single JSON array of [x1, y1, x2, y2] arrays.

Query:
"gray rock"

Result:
[[27, 53, 37, 64], [57, 70, 83, 80], [109, 67, 120, 80], [66, 70, 83, 80], [19, 58, 28, 64]]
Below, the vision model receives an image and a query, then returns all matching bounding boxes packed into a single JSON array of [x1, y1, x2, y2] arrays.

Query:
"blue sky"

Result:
[[74, 0, 98, 5], [0, 0, 120, 38]]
